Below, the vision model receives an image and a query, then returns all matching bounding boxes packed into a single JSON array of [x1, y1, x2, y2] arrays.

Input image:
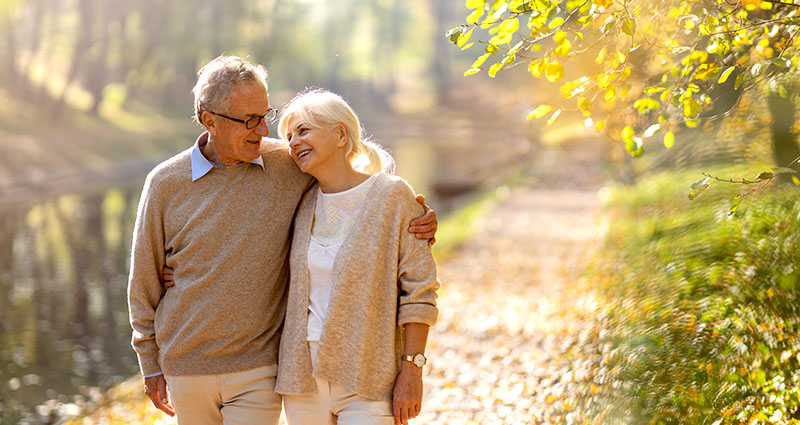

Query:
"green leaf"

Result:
[[755, 171, 774, 181], [718, 66, 735, 84], [447, 27, 465, 44], [734, 72, 745, 89], [621, 18, 636, 36], [664, 131, 675, 148]]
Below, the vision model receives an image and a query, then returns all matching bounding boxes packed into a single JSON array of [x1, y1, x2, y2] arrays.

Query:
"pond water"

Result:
[[0, 115, 532, 423]]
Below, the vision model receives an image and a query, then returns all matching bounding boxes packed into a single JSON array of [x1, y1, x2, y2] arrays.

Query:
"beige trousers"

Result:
[[164, 364, 281, 425], [283, 342, 394, 425]]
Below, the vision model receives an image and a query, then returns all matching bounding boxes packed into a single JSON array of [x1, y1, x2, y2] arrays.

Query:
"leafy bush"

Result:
[[569, 167, 800, 425]]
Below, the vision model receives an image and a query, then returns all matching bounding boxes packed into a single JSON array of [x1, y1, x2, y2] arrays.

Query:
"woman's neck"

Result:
[[314, 159, 370, 194]]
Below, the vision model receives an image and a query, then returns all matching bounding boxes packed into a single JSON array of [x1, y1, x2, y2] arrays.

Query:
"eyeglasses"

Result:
[[210, 108, 278, 129]]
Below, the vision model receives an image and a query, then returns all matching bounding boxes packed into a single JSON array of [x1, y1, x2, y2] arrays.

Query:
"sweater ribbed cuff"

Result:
[[398, 303, 438, 327]]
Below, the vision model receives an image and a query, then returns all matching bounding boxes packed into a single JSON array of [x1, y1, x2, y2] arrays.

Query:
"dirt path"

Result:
[[417, 135, 606, 424]]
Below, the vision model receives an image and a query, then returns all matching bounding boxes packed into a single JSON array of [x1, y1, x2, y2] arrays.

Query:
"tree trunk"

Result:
[[52, 0, 94, 118], [767, 89, 800, 183], [431, 0, 453, 105]]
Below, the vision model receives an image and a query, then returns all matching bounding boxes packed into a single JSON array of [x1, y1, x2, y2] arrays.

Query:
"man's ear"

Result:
[[202, 111, 218, 136]]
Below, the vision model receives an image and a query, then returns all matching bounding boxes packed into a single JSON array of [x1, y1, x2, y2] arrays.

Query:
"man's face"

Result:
[[205, 81, 270, 165]]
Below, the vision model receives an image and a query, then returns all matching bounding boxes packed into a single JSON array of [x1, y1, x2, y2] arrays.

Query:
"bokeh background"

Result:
[[3, 0, 800, 424]]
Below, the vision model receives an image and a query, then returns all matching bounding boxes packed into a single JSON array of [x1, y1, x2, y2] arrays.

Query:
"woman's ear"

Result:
[[336, 124, 348, 147]]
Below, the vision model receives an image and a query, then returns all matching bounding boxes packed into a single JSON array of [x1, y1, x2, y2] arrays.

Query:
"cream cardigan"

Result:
[[275, 173, 440, 401]]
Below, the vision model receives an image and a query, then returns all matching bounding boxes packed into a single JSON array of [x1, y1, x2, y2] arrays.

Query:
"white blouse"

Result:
[[306, 174, 377, 341]]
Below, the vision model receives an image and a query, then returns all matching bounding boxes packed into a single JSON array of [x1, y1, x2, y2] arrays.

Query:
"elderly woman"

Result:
[[275, 89, 439, 425]]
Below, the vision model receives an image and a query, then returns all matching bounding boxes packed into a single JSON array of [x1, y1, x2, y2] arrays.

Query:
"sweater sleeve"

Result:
[[127, 172, 168, 376], [394, 181, 440, 327]]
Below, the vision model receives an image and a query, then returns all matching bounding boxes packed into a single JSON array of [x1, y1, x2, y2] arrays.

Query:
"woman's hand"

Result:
[[392, 363, 423, 425]]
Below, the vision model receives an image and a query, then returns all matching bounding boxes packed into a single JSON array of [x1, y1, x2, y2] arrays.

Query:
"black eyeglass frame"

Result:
[[210, 108, 278, 129]]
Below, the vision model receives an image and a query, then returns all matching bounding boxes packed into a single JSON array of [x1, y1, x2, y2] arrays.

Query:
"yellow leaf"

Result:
[[718, 66, 735, 83], [595, 47, 607, 64], [466, 0, 485, 8], [578, 97, 592, 112], [467, 7, 484, 24], [595, 119, 606, 131], [547, 109, 562, 125], [527, 104, 552, 120], [548, 17, 565, 29], [792, 175, 800, 186], [463, 68, 481, 76], [553, 30, 567, 44], [488, 62, 504, 78], [529, 59, 546, 77], [621, 126, 635, 142], [545, 60, 565, 82], [555, 39, 571, 56], [471, 53, 491, 69], [604, 85, 617, 102], [683, 96, 701, 118], [664, 131, 675, 148], [695, 63, 719, 80]]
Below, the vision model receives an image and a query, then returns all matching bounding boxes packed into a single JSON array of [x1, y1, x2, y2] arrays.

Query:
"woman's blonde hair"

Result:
[[277, 88, 394, 175]]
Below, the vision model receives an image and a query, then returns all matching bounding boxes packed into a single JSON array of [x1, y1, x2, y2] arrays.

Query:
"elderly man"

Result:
[[127, 55, 437, 425]]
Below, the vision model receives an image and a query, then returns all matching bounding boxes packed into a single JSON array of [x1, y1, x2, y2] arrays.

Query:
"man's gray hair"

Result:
[[192, 55, 269, 124]]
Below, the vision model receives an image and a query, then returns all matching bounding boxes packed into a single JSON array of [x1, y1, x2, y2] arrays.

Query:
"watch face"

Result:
[[413, 353, 426, 367]]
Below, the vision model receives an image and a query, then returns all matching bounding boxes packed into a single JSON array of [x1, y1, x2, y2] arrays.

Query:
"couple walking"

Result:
[[127, 55, 440, 425]]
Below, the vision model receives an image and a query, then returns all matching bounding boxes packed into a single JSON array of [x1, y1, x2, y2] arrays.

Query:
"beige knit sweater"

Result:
[[275, 173, 439, 401], [128, 144, 312, 376]]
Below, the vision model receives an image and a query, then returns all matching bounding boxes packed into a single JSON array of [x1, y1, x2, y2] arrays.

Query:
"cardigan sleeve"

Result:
[[127, 171, 168, 376], [393, 180, 440, 327]]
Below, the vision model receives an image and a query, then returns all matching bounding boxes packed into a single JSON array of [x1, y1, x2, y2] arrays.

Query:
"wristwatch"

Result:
[[402, 353, 427, 368]]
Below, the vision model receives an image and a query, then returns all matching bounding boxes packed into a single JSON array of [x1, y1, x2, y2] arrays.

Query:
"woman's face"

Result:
[[284, 115, 347, 175]]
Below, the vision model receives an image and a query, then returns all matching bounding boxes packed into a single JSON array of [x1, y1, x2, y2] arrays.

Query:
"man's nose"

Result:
[[254, 119, 269, 137]]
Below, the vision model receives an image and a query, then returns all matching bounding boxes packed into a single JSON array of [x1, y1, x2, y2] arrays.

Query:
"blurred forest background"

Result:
[[3, 0, 800, 424], [0, 0, 541, 422]]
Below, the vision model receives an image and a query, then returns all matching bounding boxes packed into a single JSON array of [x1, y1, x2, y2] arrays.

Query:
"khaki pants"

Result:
[[165, 364, 281, 425], [283, 342, 394, 425]]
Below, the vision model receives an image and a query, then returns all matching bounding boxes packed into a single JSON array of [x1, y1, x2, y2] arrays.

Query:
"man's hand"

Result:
[[144, 375, 175, 417], [409, 194, 437, 247], [162, 266, 175, 289], [392, 363, 423, 425]]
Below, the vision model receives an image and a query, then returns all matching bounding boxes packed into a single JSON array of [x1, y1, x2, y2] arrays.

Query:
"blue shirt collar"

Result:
[[190, 132, 265, 181]]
